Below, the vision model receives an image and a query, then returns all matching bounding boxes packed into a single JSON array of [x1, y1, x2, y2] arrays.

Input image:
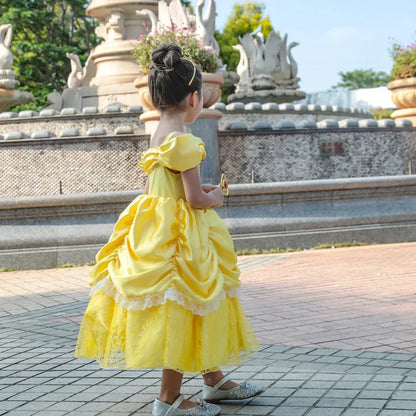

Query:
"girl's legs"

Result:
[[158, 369, 198, 410], [203, 370, 238, 389], [158, 369, 239, 409]]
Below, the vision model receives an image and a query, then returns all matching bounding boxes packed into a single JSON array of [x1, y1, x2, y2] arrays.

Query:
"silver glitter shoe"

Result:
[[152, 394, 221, 416], [202, 375, 265, 403]]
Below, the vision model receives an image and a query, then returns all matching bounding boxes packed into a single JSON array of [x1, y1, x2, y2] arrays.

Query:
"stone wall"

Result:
[[1, 123, 415, 198], [2, 176, 416, 269], [0, 135, 148, 197], [219, 127, 416, 184]]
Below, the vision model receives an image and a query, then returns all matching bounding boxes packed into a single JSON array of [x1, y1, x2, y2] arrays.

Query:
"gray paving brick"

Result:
[[366, 382, 400, 390], [385, 353, 415, 361], [45, 401, 86, 412], [280, 397, 317, 407], [271, 407, 309, 416], [315, 397, 352, 408], [76, 401, 115, 412], [9, 401, 52, 412], [309, 373, 343, 382], [235, 405, 275, 415], [350, 398, 387, 409], [281, 373, 314, 381], [372, 375, 404, 382], [0, 401, 25, 411], [358, 389, 392, 399], [324, 389, 360, 399], [333, 381, 368, 389], [250, 396, 286, 406], [391, 389, 416, 399], [272, 380, 305, 389], [107, 401, 144, 412], [291, 388, 327, 398], [6, 411, 47, 416], [386, 400, 416, 410], [358, 352, 388, 359], [306, 409, 343, 416], [342, 410, 379, 416], [397, 382, 416, 391], [39, 391, 78, 401], [378, 411, 415, 416]]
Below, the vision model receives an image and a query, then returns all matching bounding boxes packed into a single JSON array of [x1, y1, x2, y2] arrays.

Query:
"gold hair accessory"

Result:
[[182, 56, 197, 86], [219, 173, 229, 196]]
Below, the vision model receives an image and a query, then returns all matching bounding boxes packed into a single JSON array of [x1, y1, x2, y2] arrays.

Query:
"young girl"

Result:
[[75, 43, 264, 416]]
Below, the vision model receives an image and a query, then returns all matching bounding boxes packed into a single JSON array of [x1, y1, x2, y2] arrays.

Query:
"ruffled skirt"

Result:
[[75, 194, 259, 374], [75, 282, 259, 374]]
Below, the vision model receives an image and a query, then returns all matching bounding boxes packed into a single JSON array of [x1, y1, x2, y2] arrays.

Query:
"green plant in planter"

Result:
[[132, 24, 219, 74], [390, 41, 416, 79]]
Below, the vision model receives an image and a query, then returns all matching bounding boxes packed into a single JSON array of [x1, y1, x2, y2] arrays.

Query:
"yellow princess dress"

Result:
[[75, 133, 259, 375]]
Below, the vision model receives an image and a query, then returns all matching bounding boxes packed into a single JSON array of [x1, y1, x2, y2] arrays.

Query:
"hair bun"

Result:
[[152, 43, 182, 69]]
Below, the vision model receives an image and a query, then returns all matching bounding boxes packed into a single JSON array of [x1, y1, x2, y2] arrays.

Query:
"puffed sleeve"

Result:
[[140, 134, 206, 175]]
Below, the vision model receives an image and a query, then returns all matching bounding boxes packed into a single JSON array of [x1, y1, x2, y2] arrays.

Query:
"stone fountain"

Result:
[[47, 0, 159, 111], [0, 24, 33, 111], [229, 28, 306, 104]]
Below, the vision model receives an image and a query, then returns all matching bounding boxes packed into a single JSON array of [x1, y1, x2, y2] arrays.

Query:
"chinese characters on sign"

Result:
[[320, 141, 345, 156]]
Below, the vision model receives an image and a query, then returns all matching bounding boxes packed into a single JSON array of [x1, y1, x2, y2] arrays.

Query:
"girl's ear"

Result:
[[188, 91, 198, 108]]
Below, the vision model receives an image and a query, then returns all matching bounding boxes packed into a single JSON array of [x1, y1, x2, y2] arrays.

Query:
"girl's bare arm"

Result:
[[181, 167, 224, 209]]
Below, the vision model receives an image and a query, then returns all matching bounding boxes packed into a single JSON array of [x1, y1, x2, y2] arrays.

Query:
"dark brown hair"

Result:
[[148, 43, 202, 110]]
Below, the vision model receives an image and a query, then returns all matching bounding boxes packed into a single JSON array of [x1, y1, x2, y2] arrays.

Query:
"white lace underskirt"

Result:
[[89, 276, 241, 316]]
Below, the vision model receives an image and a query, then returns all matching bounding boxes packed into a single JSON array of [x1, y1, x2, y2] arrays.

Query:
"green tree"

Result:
[[0, 0, 100, 111], [217, 1, 273, 73], [215, 1, 273, 101], [331, 69, 393, 90]]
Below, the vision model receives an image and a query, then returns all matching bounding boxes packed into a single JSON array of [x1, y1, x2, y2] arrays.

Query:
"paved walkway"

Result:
[[0, 242, 416, 415]]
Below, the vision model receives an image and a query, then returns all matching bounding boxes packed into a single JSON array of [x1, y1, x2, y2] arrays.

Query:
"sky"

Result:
[[190, 0, 416, 93]]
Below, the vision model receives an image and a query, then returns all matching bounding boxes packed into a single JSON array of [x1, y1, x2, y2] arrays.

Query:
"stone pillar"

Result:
[[82, 0, 158, 108]]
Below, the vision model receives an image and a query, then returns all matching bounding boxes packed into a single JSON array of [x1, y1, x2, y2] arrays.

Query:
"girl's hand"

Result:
[[202, 184, 219, 193], [208, 187, 224, 208]]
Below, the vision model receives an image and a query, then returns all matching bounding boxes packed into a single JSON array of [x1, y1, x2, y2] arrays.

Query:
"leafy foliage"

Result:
[[371, 108, 393, 120], [132, 24, 219, 74], [390, 41, 416, 79], [0, 0, 100, 111], [331, 69, 393, 90], [216, 1, 273, 73]]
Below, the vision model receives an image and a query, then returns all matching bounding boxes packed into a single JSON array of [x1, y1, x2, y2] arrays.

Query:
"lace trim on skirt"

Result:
[[89, 276, 241, 316]]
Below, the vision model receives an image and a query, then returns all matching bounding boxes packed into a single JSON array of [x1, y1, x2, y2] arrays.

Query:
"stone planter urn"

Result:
[[388, 77, 416, 126], [134, 71, 224, 111]]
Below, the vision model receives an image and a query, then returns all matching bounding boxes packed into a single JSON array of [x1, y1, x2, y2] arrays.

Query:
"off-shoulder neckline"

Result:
[[149, 132, 194, 150]]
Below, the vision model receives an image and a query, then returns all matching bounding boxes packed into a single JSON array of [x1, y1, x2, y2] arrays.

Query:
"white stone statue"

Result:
[[288, 42, 299, 79], [0, 23, 33, 110], [0, 24, 13, 69], [238, 30, 281, 90], [0, 24, 19, 89], [139, 0, 220, 56], [66, 53, 96, 89], [230, 28, 305, 103], [232, 44, 249, 92], [196, 0, 219, 55], [66, 53, 84, 88], [158, 0, 190, 30], [137, 9, 158, 35]]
